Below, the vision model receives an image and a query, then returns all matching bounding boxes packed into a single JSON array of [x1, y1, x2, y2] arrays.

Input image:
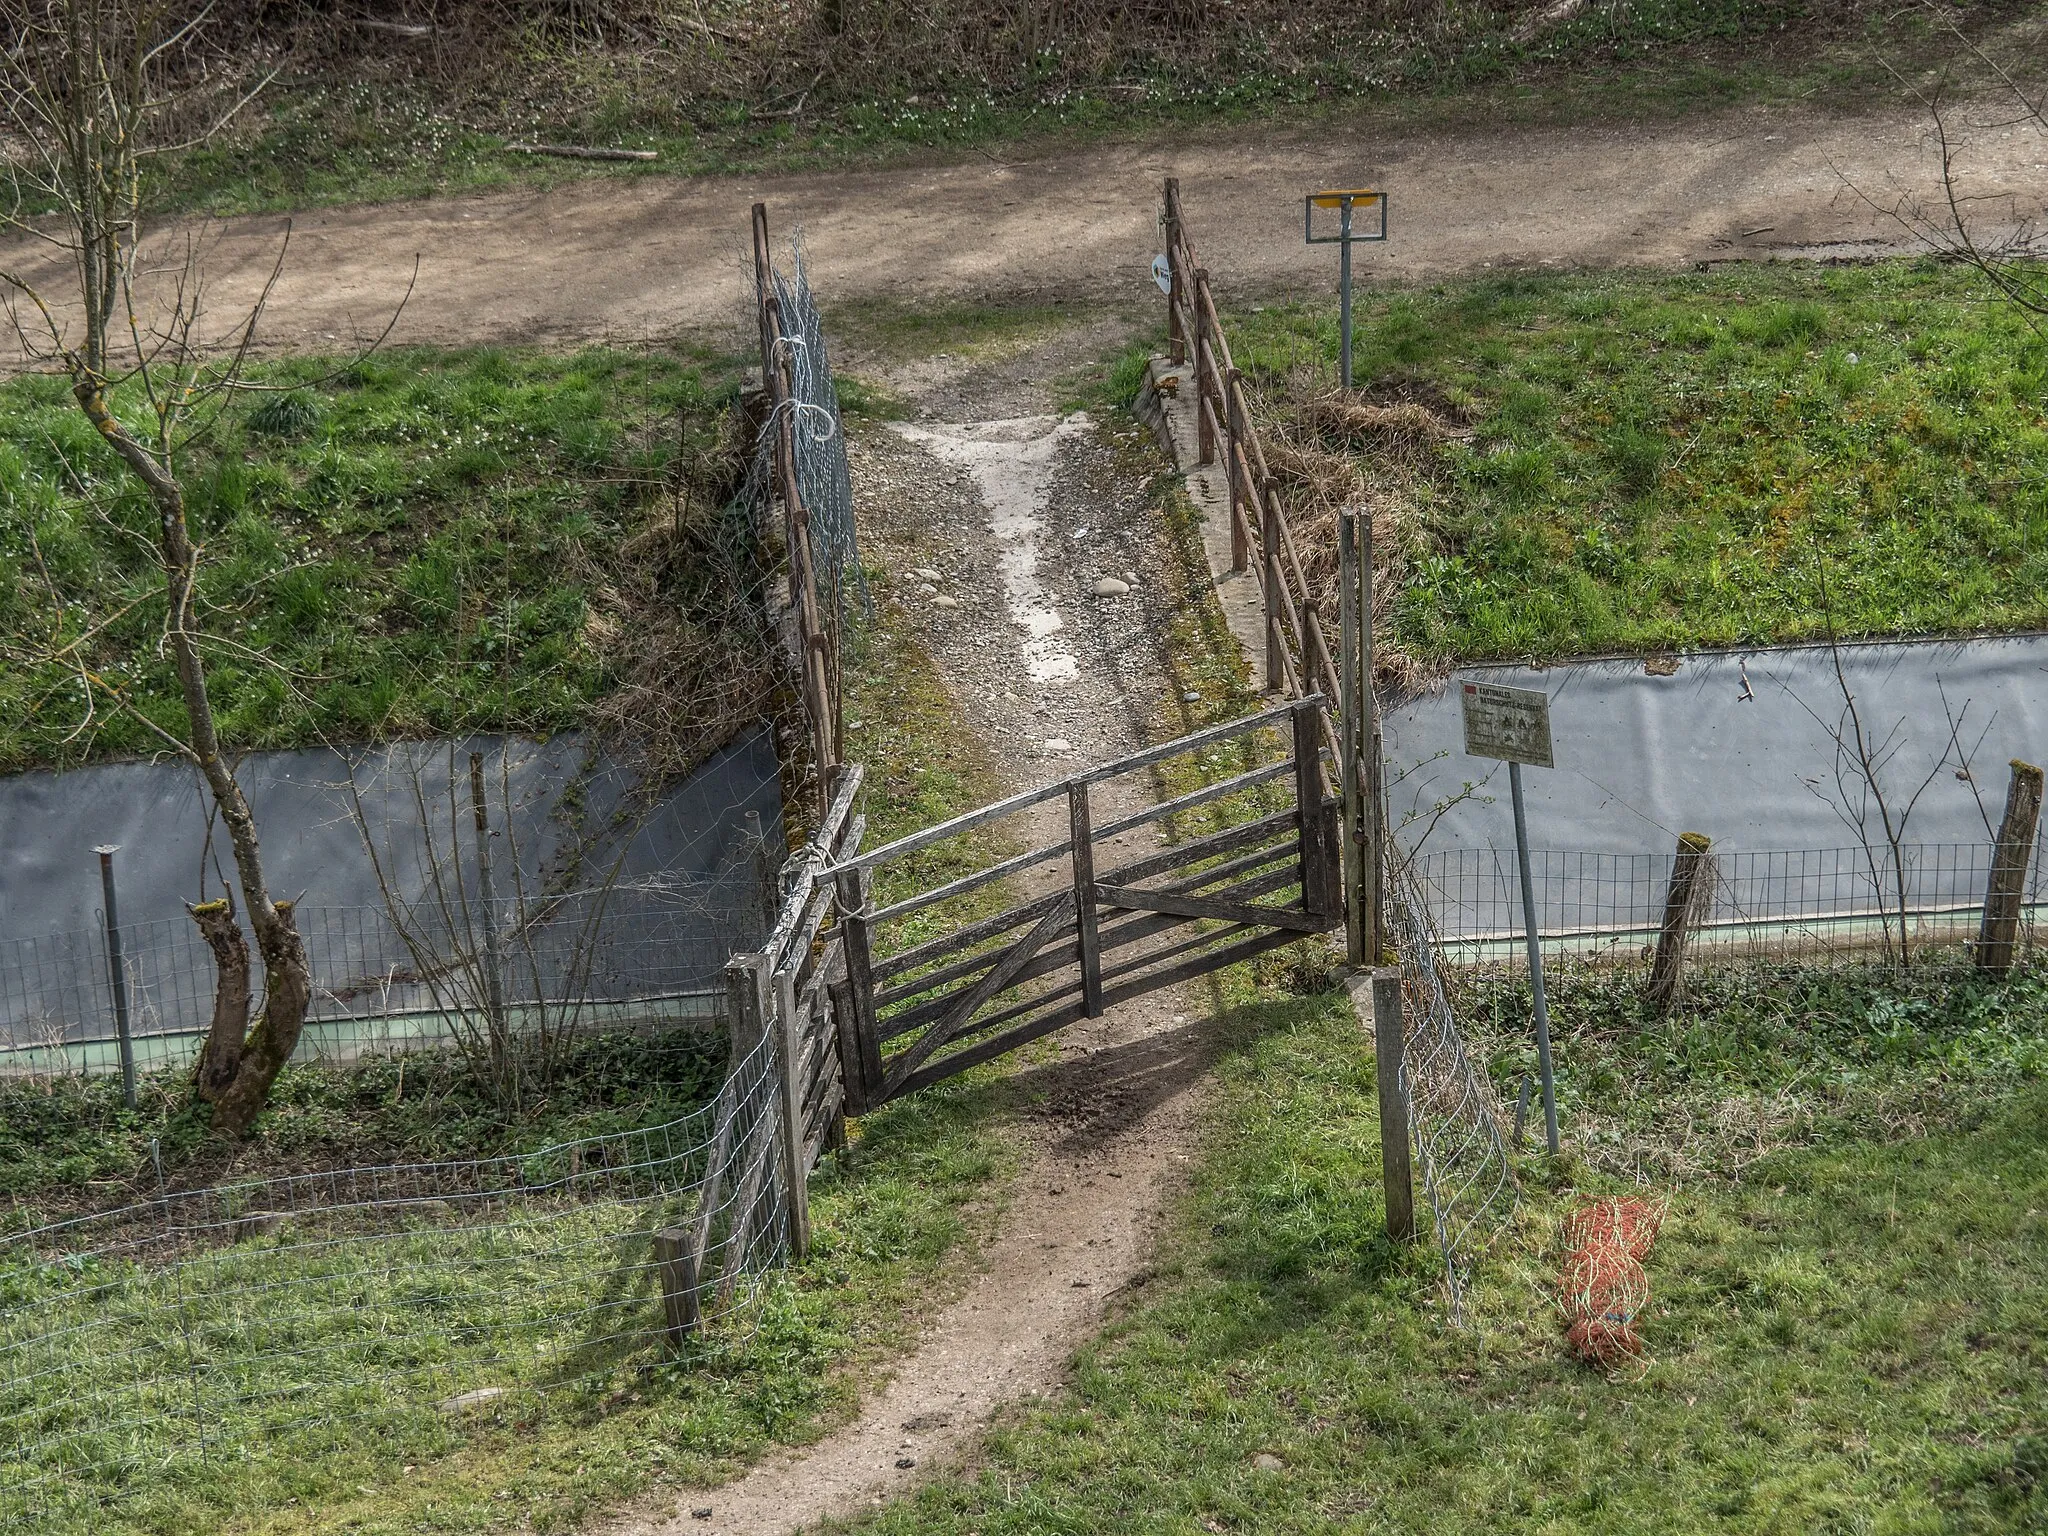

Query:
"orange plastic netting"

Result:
[[1557, 1196, 1665, 1369]]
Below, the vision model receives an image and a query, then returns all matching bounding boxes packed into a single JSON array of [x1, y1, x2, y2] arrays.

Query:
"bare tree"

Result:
[[0, 0, 305, 1135], [1856, 2, 2047, 326], [1787, 561, 1963, 970]]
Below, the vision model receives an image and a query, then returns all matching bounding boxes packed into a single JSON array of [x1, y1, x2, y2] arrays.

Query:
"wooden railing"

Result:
[[1163, 176, 1345, 718], [1161, 177, 1386, 958]]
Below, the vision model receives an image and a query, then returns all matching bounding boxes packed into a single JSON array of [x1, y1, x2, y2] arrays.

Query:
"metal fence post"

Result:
[[94, 845, 136, 1109], [1509, 762, 1560, 1155], [1978, 759, 2044, 974], [1370, 967, 1414, 1242]]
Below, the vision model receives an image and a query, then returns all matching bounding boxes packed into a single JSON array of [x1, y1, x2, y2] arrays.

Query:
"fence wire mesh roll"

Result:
[[0, 1028, 790, 1530], [1389, 860, 1519, 1325], [1409, 837, 2048, 969], [755, 237, 869, 633]]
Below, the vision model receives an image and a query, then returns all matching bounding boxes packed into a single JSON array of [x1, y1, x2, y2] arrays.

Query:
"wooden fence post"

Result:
[[1262, 493, 1284, 694], [1226, 368, 1250, 574], [1223, 363, 1240, 564], [653, 1227, 697, 1346], [1370, 967, 1415, 1242], [1648, 832, 1713, 1013], [773, 962, 812, 1258], [1069, 779, 1104, 1018], [1978, 759, 2044, 974], [1195, 270, 1216, 466], [1338, 509, 1364, 967], [1164, 178, 1185, 366]]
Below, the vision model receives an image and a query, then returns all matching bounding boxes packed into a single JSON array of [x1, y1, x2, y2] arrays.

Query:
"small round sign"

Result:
[[1151, 253, 1172, 296]]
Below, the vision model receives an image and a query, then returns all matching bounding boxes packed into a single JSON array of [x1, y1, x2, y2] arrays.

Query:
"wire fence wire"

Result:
[[1408, 835, 2048, 969], [754, 236, 869, 635], [0, 1026, 791, 1530], [0, 874, 771, 1079], [1388, 858, 1519, 1325]]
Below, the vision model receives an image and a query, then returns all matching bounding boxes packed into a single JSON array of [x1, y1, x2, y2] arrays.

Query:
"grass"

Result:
[[127, 0, 2035, 219], [829, 963, 2048, 1535], [0, 345, 765, 773], [2, 1057, 1030, 1536], [1462, 953, 2048, 1182], [1232, 260, 2048, 663], [0, 568, 1041, 1536], [0, 1029, 729, 1229]]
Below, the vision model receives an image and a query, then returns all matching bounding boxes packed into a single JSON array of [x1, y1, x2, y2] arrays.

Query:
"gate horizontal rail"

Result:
[[825, 697, 1342, 1105]]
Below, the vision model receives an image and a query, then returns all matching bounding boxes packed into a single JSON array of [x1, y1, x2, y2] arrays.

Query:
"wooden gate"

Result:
[[827, 697, 1341, 1108]]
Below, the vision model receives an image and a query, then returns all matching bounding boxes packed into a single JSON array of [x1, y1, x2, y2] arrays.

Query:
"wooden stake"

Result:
[[1164, 178, 1185, 367], [653, 1227, 698, 1345], [1370, 968, 1415, 1242], [1648, 832, 1713, 1013], [1978, 759, 2044, 974], [1338, 510, 1365, 967], [773, 962, 812, 1258]]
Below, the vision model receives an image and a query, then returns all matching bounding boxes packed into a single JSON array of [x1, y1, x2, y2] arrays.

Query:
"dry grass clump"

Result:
[[1250, 368, 1468, 698], [587, 401, 786, 790]]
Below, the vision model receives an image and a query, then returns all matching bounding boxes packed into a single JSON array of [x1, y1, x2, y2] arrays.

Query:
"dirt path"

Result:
[[4, 105, 2042, 357], [599, 327, 1241, 1535]]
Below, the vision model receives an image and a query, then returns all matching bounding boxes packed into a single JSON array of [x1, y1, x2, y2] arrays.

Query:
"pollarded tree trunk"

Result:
[[74, 373, 314, 1137], [190, 897, 251, 1100]]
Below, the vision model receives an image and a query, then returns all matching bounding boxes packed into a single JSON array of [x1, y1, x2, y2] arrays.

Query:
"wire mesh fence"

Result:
[[0, 1025, 790, 1531], [0, 874, 770, 1078], [1387, 860, 1519, 1325], [1408, 836, 2047, 969], [754, 236, 869, 636]]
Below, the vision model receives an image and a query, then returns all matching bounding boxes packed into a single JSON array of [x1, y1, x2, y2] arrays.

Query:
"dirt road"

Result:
[[4, 105, 2040, 356]]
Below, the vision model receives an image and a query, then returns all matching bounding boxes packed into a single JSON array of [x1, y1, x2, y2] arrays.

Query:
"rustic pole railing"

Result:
[[752, 202, 839, 812], [1978, 760, 2044, 974]]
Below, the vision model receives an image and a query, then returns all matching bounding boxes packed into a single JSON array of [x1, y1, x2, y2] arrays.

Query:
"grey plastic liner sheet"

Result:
[[1384, 634, 2048, 859]]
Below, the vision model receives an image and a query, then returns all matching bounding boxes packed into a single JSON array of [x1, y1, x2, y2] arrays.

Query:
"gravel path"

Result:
[[607, 331, 1245, 1536], [5, 105, 2042, 359]]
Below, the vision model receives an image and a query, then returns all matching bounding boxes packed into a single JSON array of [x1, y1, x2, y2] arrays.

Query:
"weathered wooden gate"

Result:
[[827, 697, 1340, 1108]]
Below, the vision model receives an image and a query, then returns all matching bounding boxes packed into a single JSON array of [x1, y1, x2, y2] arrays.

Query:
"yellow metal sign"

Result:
[[1308, 189, 1383, 208]]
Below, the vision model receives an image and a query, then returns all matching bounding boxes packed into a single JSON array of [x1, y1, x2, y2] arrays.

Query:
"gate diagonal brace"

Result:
[[1091, 883, 1330, 934], [881, 892, 1075, 1098]]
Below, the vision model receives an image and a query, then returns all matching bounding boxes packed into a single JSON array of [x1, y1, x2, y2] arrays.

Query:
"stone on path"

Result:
[[1092, 577, 1130, 597]]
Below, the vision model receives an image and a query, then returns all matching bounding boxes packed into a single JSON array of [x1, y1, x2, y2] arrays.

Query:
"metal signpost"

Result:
[[1304, 189, 1387, 391], [1459, 681, 1560, 1154]]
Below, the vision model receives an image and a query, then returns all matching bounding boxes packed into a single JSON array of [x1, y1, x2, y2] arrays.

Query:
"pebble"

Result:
[[1252, 1452, 1286, 1472], [439, 1386, 509, 1414], [1093, 577, 1130, 597], [1043, 738, 1073, 753], [911, 567, 941, 582], [934, 595, 959, 609]]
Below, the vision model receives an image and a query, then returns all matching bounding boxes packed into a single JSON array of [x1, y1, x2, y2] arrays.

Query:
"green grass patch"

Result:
[[3, 1056, 1028, 1536], [0, 345, 760, 773], [1465, 952, 2048, 1181], [0, 1029, 726, 1229], [1234, 260, 2048, 662], [838, 967, 2048, 1535]]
